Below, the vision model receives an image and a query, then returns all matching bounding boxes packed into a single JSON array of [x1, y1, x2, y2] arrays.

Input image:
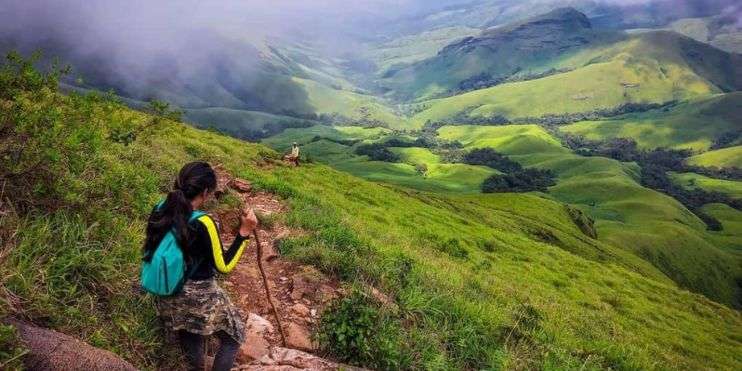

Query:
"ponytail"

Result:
[[143, 162, 217, 260]]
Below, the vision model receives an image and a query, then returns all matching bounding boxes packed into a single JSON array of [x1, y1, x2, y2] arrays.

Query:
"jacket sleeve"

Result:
[[195, 214, 248, 274]]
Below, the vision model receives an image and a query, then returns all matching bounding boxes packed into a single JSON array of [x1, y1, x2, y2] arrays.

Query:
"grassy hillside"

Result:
[[702, 203, 742, 250], [688, 145, 742, 168], [438, 124, 742, 308], [292, 77, 406, 128], [3, 57, 742, 369], [263, 125, 495, 193], [561, 93, 742, 151], [406, 30, 739, 128], [383, 8, 613, 101], [670, 172, 742, 199], [265, 122, 742, 307], [183, 107, 318, 140]]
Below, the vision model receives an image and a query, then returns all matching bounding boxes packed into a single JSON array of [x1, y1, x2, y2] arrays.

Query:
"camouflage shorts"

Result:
[[155, 279, 245, 344]]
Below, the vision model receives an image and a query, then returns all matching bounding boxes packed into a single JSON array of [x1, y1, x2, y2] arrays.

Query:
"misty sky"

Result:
[[0, 0, 737, 107]]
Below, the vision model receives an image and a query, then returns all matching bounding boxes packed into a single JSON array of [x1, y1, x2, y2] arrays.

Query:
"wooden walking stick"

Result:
[[252, 229, 287, 347]]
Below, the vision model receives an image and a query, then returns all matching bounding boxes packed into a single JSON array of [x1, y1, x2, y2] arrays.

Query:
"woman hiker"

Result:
[[142, 161, 258, 371]]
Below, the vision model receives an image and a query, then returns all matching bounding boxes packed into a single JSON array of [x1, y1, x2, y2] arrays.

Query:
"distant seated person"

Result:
[[284, 142, 300, 166]]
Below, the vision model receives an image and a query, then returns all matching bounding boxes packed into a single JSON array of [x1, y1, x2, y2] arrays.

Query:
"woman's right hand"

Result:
[[239, 208, 258, 237]]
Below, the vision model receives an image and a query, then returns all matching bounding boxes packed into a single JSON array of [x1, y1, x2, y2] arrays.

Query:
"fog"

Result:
[[0, 0, 737, 109]]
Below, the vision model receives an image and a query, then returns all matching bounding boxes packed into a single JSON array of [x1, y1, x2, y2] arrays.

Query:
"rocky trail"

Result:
[[208, 166, 355, 370], [8, 166, 359, 371]]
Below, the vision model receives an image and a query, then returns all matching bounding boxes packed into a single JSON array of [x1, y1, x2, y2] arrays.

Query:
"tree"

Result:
[[482, 168, 556, 193]]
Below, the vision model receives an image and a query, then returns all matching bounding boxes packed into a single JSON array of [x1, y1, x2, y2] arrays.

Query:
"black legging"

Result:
[[178, 330, 240, 371]]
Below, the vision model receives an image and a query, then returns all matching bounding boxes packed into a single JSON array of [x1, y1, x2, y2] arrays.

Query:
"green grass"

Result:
[[561, 93, 742, 151], [293, 77, 407, 128], [3, 61, 742, 370], [381, 8, 610, 101], [389, 147, 497, 192], [263, 126, 496, 193], [670, 172, 742, 199], [407, 31, 737, 128], [701, 203, 742, 251], [688, 145, 742, 168], [262, 125, 391, 151], [438, 125, 569, 155], [439, 124, 742, 308], [266, 123, 742, 307]]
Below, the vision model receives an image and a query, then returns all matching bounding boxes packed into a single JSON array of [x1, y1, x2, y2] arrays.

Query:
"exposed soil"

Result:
[[210, 165, 345, 369]]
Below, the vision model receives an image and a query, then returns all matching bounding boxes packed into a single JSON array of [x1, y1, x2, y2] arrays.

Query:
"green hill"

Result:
[[689, 145, 742, 168], [670, 172, 742, 199], [263, 125, 495, 193], [408, 30, 740, 128], [265, 121, 742, 308], [382, 7, 614, 101], [364, 26, 480, 75], [3, 55, 741, 370], [292, 77, 406, 128], [382, 7, 741, 104], [437, 124, 742, 308], [561, 92, 742, 151]]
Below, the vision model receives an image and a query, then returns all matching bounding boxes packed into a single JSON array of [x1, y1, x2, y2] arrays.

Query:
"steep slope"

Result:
[[689, 146, 742, 168], [562, 92, 742, 151], [408, 30, 741, 128], [383, 7, 616, 101], [2, 55, 741, 370], [2, 31, 401, 137], [438, 124, 742, 308]]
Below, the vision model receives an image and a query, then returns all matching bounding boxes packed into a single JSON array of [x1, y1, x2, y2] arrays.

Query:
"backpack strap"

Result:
[[183, 210, 208, 279]]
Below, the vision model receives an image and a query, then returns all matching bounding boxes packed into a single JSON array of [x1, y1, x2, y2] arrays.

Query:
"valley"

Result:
[[1, 1, 741, 370]]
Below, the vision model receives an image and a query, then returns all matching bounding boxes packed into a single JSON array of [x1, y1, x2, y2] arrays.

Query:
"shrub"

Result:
[[316, 289, 404, 369], [0, 52, 108, 212], [482, 169, 556, 193], [462, 148, 522, 173], [354, 143, 400, 162]]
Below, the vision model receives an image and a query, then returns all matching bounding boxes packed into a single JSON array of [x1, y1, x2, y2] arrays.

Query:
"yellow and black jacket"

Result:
[[185, 214, 248, 280]]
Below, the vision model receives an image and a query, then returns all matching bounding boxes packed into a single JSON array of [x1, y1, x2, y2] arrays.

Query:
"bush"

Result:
[[482, 169, 556, 193], [354, 143, 400, 162], [462, 148, 522, 173], [0, 51, 182, 368], [316, 289, 404, 369], [0, 52, 108, 212]]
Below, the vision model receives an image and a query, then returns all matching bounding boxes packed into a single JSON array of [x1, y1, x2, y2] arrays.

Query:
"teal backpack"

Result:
[[140, 209, 207, 296]]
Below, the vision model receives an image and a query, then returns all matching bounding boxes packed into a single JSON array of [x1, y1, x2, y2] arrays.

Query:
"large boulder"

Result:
[[7, 319, 138, 371]]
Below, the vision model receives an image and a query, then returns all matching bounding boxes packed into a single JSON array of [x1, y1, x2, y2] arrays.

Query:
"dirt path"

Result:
[[210, 166, 347, 370]]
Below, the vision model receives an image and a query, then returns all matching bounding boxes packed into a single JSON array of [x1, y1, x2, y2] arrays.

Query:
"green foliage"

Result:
[[0, 50, 69, 100], [0, 53, 110, 212], [0, 323, 26, 370], [463, 148, 523, 173], [562, 93, 742, 152], [482, 169, 556, 193], [354, 143, 400, 162], [317, 289, 404, 369], [109, 99, 181, 145], [1, 51, 741, 370]]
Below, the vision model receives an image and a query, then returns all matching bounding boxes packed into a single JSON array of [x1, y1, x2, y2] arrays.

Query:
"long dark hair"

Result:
[[143, 162, 217, 260]]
